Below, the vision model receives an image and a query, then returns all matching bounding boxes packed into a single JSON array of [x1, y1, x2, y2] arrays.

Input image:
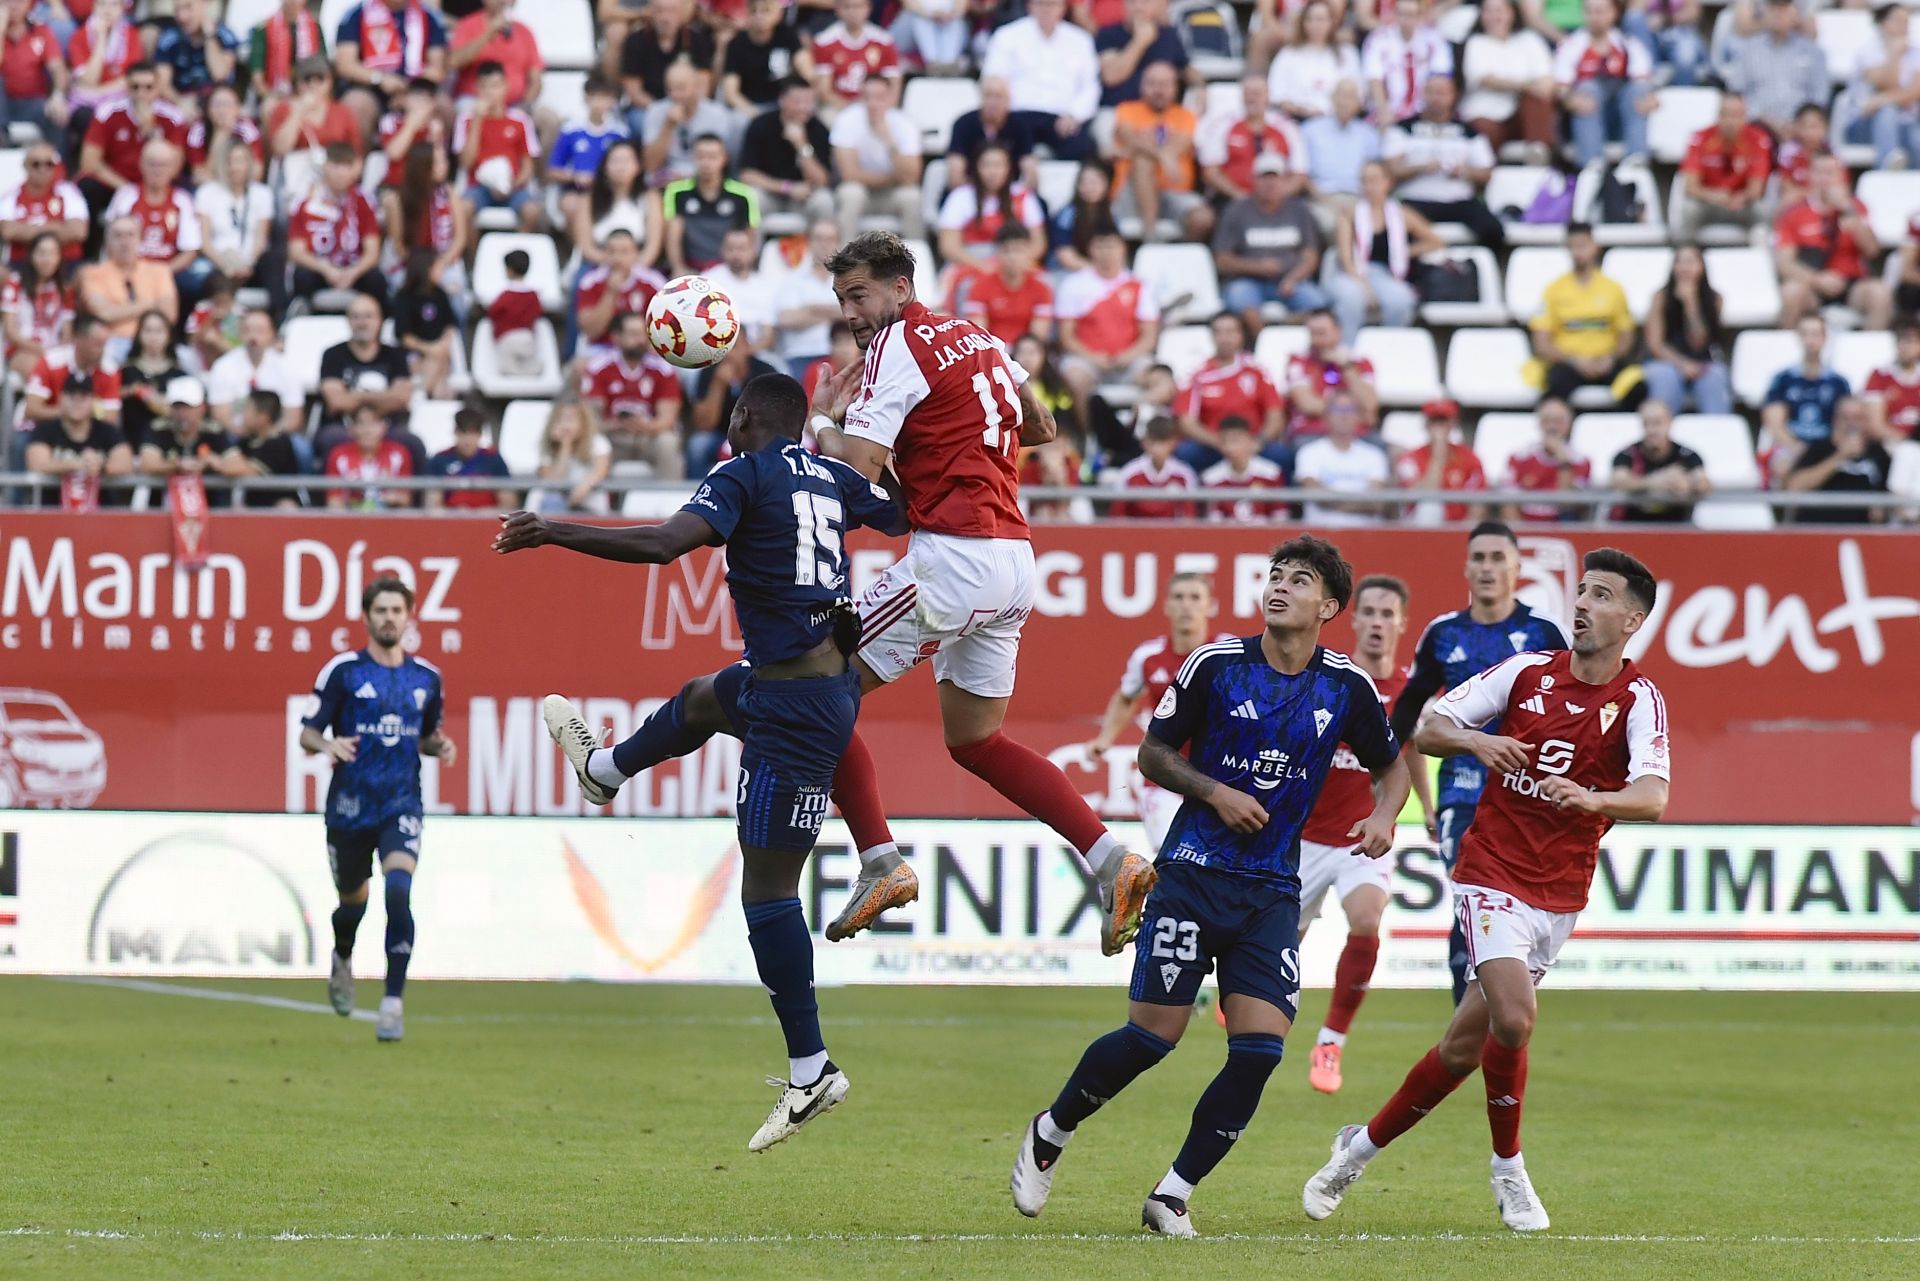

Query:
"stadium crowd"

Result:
[[3, 0, 1919, 523]]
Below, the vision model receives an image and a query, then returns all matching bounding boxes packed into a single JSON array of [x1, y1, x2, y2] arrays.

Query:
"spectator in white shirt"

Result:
[[1269, 0, 1361, 120], [829, 76, 925, 244], [207, 309, 305, 435], [1382, 76, 1504, 251], [1361, 0, 1454, 125], [704, 227, 778, 354], [195, 141, 274, 295], [1836, 4, 1920, 169], [980, 0, 1102, 161], [773, 219, 844, 378], [1292, 390, 1390, 526], [1459, 0, 1558, 159]]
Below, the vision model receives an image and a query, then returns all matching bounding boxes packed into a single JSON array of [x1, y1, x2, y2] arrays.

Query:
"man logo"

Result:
[[88, 834, 314, 970]]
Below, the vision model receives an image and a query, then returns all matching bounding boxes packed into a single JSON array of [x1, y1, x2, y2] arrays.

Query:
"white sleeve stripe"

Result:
[[1174, 638, 1241, 687], [313, 651, 355, 691], [1631, 676, 1667, 734]]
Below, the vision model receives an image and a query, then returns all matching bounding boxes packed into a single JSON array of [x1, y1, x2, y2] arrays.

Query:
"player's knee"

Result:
[[946, 731, 1005, 774], [1489, 1006, 1534, 1049], [739, 850, 806, 903], [1438, 1030, 1484, 1075], [1126, 1007, 1187, 1049], [339, 881, 371, 906], [383, 868, 412, 912], [1224, 1032, 1286, 1082], [1344, 901, 1384, 937]]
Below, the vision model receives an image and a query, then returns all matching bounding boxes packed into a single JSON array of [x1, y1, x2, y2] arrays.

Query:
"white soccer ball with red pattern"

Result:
[[645, 275, 742, 370]]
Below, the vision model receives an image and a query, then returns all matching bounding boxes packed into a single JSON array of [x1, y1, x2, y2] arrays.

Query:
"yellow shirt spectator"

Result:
[[1531, 269, 1633, 361]]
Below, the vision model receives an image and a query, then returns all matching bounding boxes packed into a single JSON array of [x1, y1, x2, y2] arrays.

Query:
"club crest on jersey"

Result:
[[1509, 631, 1529, 652], [1539, 674, 1554, 691], [414, 688, 428, 709], [1159, 961, 1181, 993], [1479, 911, 1493, 937], [1155, 686, 1178, 718], [1599, 702, 1619, 733], [1313, 708, 1333, 737]]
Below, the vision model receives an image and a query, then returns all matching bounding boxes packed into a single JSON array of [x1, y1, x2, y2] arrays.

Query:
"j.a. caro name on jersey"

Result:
[[925, 328, 1001, 373]]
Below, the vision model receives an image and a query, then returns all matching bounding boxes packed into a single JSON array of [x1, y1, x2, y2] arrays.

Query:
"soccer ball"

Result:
[[646, 275, 742, 370]]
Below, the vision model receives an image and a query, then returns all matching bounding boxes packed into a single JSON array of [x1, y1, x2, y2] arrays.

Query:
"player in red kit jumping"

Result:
[[808, 231, 1158, 954], [1302, 548, 1669, 1232]]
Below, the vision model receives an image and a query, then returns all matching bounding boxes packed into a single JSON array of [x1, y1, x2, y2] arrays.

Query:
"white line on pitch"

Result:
[[62, 976, 376, 1022]]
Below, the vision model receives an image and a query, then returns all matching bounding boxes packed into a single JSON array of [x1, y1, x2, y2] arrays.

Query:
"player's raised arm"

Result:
[[1016, 378, 1057, 447], [492, 510, 723, 564], [1412, 653, 1552, 773]]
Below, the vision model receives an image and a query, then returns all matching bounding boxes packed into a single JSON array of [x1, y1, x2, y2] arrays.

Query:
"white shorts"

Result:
[[1135, 779, 1183, 855], [854, 532, 1036, 699], [1453, 882, 1579, 987], [1298, 837, 1393, 924]]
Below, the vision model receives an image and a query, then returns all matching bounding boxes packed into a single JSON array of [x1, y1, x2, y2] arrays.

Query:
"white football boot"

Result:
[[543, 695, 617, 806], [1302, 1124, 1369, 1220], [1010, 1113, 1062, 1218], [328, 951, 354, 1016], [1141, 1192, 1198, 1237], [1492, 1163, 1551, 1232], [748, 1063, 850, 1153], [376, 996, 403, 1042]]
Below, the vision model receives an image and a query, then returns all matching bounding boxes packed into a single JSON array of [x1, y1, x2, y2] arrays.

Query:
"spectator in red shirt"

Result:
[[1864, 321, 1920, 444], [485, 246, 544, 377], [961, 223, 1054, 349], [1055, 228, 1160, 390], [1111, 414, 1199, 518], [67, 6, 147, 116], [576, 227, 665, 351], [580, 310, 686, 478], [1394, 398, 1487, 524], [186, 83, 264, 184], [1176, 310, 1286, 471], [811, 0, 900, 114], [79, 62, 188, 201], [0, 141, 90, 267], [287, 141, 387, 305], [1502, 396, 1592, 523], [449, 0, 545, 107], [1285, 309, 1380, 439], [326, 402, 415, 510], [105, 140, 208, 300], [1773, 101, 1830, 207], [1775, 152, 1892, 330], [456, 60, 543, 232], [1200, 415, 1287, 521], [1, 0, 71, 149], [269, 56, 363, 159], [1671, 91, 1771, 243], [1197, 73, 1306, 203]]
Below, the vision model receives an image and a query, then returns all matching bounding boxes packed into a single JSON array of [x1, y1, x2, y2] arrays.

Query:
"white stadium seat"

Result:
[[1573, 162, 1666, 247], [1419, 245, 1509, 328], [1817, 10, 1876, 85], [1470, 412, 1544, 485], [474, 319, 566, 399], [1134, 243, 1222, 325], [1729, 329, 1800, 408], [1354, 327, 1443, 406], [282, 315, 350, 394], [1035, 159, 1080, 214], [497, 400, 553, 477], [409, 400, 463, 460], [1156, 324, 1216, 384], [902, 238, 942, 308], [318, 0, 357, 56], [0, 149, 25, 196], [1503, 246, 1571, 324], [902, 78, 980, 154], [1673, 414, 1773, 529], [472, 233, 567, 311], [1252, 323, 1310, 378], [519, 0, 596, 70], [1570, 413, 1642, 475], [1600, 246, 1675, 322], [1855, 171, 1920, 249], [1437, 4, 1479, 42], [1704, 246, 1782, 330], [1833, 330, 1897, 392], [1648, 86, 1720, 165], [1198, 80, 1242, 121], [1487, 166, 1566, 246], [1445, 327, 1537, 408], [539, 71, 589, 126], [222, 0, 280, 36], [1379, 410, 1428, 453]]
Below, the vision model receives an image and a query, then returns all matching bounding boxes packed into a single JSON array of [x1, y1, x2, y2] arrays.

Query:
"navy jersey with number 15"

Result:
[[1149, 637, 1400, 893], [683, 439, 908, 666]]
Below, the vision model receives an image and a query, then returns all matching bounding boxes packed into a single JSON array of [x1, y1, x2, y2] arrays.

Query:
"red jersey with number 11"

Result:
[[842, 300, 1029, 540]]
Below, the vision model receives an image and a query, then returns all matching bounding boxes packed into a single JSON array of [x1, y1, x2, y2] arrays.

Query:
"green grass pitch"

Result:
[[4, 977, 1916, 1280]]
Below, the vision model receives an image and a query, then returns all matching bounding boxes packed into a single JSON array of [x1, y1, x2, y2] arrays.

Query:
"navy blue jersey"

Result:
[[302, 651, 443, 831], [683, 440, 907, 665], [1390, 603, 1568, 808], [1148, 637, 1399, 891]]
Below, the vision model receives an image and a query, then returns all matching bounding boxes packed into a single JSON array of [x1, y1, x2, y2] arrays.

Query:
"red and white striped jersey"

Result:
[[1434, 649, 1670, 913], [0, 180, 88, 264], [842, 299, 1030, 539], [1359, 24, 1453, 120], [580, 350, 681, 422], [1053, 267, 1158, 361], [1120, 631, 1235, 728], [1552, 28, 1652, 86], [1199, 455, 1286, 521], [104, 186, 202, 260], [810, 20, 899, 99], [1111, 454, 1198, 519], [1301, 665, 1409, 845]]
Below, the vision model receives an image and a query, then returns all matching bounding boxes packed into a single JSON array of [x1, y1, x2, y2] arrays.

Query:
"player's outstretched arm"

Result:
[[491, 510, 722, 565], [1016, 380, 1057, 447], [1084, 686, 1143, 761], [1139, 733, 1268, 834], [1414, 713, 1532, 775]]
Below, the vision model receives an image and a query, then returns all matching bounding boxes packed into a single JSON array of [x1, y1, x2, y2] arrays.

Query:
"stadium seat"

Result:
[[222, 0, 278, 36], [1419, 245, 1508, 328], [1436, 3, 1479, 42], [902, 238, 942, 308], [1035, 159, 1080, 214], [497, 399, 553, 476], [1155, 324, 1215, 383], [621, 485, 687, 519], [1173, 0, 1245, 80], [1251, 323, 1309, 376], [447, 328, 474, 397], [1600, 246, 1675, 322], [1470, 412, 1543, 485], [1445, 327, 1537, 408], [539, 71, 589, 126], [1354, 327, 1442, 406], [1572, 162, 1666, 247], [1379, 410, 1429, 453], [1729, 329, 1799, 408], [1487, 166, 1565, 246], [0, 149, 24, 196], [1647, 86, 1720, 165], [1856, 171, 1920, 249], [409, 400, 463, 459], [473, 319, 565, 398], [318, 0, 357, 54], [1817, 10, 1875, 85], [1503, 246, 1571, 323], [902, 78, 981, 154], [472, 205, 521, 233], [1133, 243, 1222, 325], [1663, 181, 1753, 248], [1198, 80, 1242, 121], [1570, 413, 1641, 474], [1673, 414, 1773, 529], [519, 0, 596, 71], [1833, 329, 1897, 391], [1704, 246, 1782, 330], [282, 315, 351, 394], [472, 233, 567, 311]]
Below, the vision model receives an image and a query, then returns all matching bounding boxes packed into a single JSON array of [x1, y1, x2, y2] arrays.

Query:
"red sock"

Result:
[[831, 730, 895, 852], [1366, 1046, 1472, 1148], [1324, 934, 1380, 1035], [1481, 1034, 1528, 1159], [947, 731, 1107, 854]]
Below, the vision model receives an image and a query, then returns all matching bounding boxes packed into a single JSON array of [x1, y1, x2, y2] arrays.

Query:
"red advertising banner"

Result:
[[1, 513, 1916, 823]]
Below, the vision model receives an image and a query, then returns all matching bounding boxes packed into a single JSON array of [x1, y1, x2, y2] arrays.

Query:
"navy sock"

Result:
[[743, 898, 824, 1061], [612, 693, 713, 777], [1170, 1033, 1285, 1187], [331, 899, 366, 958], [1448, 916, 1471, 1007], [1047, 1022, 1175, 1131], [383, 870, 414, 999]]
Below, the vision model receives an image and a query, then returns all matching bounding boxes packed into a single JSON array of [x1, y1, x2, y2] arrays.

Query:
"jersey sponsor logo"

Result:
[[1226, 748, 1308, 790], [1229, 699, 1260, 720], [1313, 708, 1333, 737], [1500, 737, 1577, 797], [1518, 695, 1546, 714], [1599, 702, 1619, 733]]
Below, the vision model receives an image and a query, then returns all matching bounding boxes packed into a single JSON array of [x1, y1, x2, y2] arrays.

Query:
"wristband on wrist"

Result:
[[810, 413, 839, 437]]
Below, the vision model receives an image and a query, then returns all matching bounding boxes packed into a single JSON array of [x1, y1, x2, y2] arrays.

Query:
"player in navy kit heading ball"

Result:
[[1011, 536, 1411, 1237], [300, 578, 458, 1043], [493, 373, 907, 1153]]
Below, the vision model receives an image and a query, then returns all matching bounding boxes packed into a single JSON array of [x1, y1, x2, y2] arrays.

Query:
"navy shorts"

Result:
[[326, 813, 422, 891], [1128, 859, 1301, 1019], [733, 668, 861, 852], [1437, 803, 1478, 873]]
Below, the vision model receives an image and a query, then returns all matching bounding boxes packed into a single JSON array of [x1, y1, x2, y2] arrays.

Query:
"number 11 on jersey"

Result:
[[973, 366, 1023, 456]]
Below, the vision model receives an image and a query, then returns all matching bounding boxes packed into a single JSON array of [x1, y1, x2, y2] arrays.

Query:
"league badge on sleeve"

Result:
[[1155, 686, 1178, 719]]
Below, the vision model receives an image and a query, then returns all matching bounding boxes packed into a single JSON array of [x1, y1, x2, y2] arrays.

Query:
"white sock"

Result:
[[1036, 1111, 1073, 1147], [857, 840, 899, 870], [1347, 1127, 1380, 1166], [586, 748, 629, 790], [1317, 1027, 1346, 1048], [1153, 1167, 1196, 1201], [1491, 1152, 1526, 1177], [789, 1050, 829, 1087], [1085, 832, 1124, 881]]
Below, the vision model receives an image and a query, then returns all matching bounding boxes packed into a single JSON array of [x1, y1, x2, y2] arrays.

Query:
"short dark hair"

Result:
[[1218, 415, 1252, 435], [246, 388, 281, 422], [362, 575, 414, 614], [1566, 221, 1594, 240], [476, 60, 506, 79], [824, 231, 917, 285], [1796, 101, 1828, 122], [1468, 519, 1520, 548], [1354, 574, 1409, 609], [1167, 570, 1212, 595], [127, 61, 156, 80], [993, 221, 1032, 246], [829, 320, 853, 342], [454, 407, 486, 434], [1211, 309, 1254, 346], [737, 372, 809, 440], [1583, 547, 1656, 614], [1142, 415, 1178, 442], [1897, 320, 1920, 342], [1270, 535, 1355, 611], [584, 73, 615, 97], [203, 271, 233, 299], [73, 313, 107, 338], [692, 132, 728, 152], [504, 249, 530, 276], [407, 76, 438, 96], [324, 141, 356, 166], [615, 309, 648, 334]]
